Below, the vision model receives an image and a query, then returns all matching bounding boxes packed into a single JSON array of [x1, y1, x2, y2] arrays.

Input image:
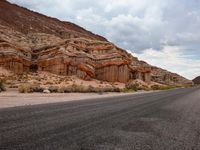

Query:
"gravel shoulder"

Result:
[[0, 90, 153, 108]]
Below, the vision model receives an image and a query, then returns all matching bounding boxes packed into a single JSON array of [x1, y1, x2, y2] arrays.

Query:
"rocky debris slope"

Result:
[[193, 76, 200, 84], [0, 0, 192, 87], [0, 0, 106, 41]]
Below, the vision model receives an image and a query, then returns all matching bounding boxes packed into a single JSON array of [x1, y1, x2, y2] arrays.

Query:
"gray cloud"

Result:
[[8, 0, 200, 79]]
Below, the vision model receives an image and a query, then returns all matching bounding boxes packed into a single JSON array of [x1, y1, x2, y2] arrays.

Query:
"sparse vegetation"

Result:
[[35, 84, 122, 93], [30, 86, 44, 93], [125, 80, 151, 91], [48, 86, 59, 93], [18, 84, 31, 93], [58, 86, 65, 93], [0, 79, 6, 92], [120, 88, 136, 93], [125, 82, 139, 91], [151, 85, 177, 90]]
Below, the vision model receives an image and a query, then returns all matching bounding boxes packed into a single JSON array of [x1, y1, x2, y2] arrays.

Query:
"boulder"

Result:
[[43, 89, 50, 94]]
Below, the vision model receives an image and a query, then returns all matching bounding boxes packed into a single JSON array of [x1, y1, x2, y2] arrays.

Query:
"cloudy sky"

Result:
[[9, 0, 200, 79]]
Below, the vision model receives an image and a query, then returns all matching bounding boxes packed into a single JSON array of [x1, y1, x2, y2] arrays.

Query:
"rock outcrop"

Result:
[[0, 0, 192, 86], [151, 67, 192, 86], [193, 76, 200, 84]]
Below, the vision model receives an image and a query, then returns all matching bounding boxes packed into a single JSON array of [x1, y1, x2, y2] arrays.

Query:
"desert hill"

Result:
[[0, 0, 192, 91], [193, 76, 200, 84]]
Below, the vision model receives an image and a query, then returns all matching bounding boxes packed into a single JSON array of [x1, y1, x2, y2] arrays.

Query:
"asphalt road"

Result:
[[0, 87, 200, 150]]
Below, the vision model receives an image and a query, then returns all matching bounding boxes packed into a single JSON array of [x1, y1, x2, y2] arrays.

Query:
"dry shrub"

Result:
[[56, 84, 121, 93], [125, 80, 150, 91], [48, 86, 59, 93], [68, 84, 89, 93], [18, 84, 31, 93], [30, 86, 44, 93], [0, 79, 6, 92], [151, 85, 176, 90], [38, 84, 122, 93], [58, 86, 65, 93], [125, 82, 139, 91]]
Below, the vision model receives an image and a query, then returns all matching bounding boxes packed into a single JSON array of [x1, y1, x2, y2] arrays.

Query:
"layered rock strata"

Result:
[[35, 38, 151, 83], [0, 0, 192, 86]]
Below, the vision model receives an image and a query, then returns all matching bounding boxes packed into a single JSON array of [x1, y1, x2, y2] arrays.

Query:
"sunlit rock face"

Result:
[[0, 0, 192, 85]]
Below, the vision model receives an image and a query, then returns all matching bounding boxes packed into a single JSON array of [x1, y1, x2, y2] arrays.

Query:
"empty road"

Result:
[[0, 87, 200, 150]]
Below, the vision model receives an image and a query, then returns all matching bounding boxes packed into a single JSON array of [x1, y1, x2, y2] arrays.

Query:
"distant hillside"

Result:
[[193, 76, 200, 84]]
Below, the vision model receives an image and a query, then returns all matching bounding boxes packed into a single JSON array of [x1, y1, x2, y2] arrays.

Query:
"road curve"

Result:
[[0, 87, 200, 150]]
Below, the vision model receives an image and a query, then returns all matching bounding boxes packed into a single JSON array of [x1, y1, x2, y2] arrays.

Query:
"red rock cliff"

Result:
[[0, 0, 192, 86]]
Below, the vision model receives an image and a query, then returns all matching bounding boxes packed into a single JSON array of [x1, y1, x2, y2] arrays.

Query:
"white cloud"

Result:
[[134, 46, 200, 79]]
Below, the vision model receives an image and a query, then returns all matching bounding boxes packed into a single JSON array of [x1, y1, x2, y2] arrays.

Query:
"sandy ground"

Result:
[[0, 90, 153, 108]]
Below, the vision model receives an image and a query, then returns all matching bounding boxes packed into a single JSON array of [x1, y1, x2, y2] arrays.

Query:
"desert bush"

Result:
[[151, 85, 160, 90], [62, 86, 74, 93], [95, 88, 104, 94], [45, 84, 122, 93], [0, 79, 6, 92], [48, 86, 59, 93], [90, 86, 121, 93], [60, 84, 121, 93], [183, 84, 194, 88], [30, 86, 44, 93], [113, 87, 121, 92], [121, 88, 135, 93], [87, 85, 96, 92], [98, 87, 112, 93], [125, 82, 139, 91], [18, 84, 31, 93], [58, 87, 65, 93], [71, 84, 90, 93], [151, 85, 176, 90]]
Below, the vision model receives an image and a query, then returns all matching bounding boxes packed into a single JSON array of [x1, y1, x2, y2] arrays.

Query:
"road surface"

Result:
[[0, 87, 200, 150]]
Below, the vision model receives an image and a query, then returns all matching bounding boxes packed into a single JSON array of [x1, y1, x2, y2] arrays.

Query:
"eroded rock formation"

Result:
[[151, 67, 192, 86], [35, 38, 151, 83], [0, 0, 192, 86]]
